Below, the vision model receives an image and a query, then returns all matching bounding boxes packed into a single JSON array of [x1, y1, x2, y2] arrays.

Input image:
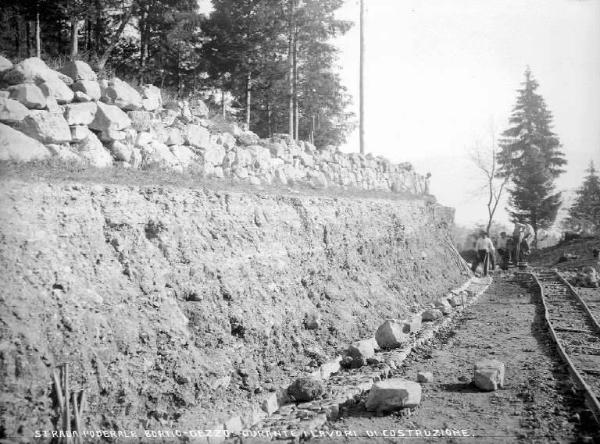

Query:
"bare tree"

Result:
[[468, 125, 510, 234]]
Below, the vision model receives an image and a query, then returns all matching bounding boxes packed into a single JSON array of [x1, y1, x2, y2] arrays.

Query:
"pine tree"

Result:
[[497, 68, 567, 240], [565, 161, 600, 234]]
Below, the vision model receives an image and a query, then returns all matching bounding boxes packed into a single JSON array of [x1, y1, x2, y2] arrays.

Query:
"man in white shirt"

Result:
[[471, 231, 495, 276]]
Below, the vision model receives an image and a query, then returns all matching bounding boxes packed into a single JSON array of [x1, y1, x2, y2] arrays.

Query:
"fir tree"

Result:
[[565, 161, 600, 234], [497, 68, 567, 240]]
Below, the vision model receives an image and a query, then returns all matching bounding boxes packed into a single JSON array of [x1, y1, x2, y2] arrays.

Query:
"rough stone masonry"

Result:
[[0, 56, 428, 195]]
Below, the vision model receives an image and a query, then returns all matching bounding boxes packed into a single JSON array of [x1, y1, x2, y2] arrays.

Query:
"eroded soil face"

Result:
[[0, 179, 465, 439], [333, 276, 596, 443]]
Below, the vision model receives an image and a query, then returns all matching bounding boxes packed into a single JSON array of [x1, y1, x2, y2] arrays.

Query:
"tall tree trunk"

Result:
[[70, 17, 79, 59], [293, 29, 298, 141], [97, 6, 133, 72], [35, 11, 41, 58], [266, 98, 272, 138], [221, 89, 226, 117], [139, 5, 149, 83], [245, 72, 252, 130], [26, 21, 31, 57], [14, 15, 21, 57], [359, 0, 366, 154], [287, 0, 295, 139]]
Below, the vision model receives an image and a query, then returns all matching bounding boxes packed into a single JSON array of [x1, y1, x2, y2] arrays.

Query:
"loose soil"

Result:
[[330, 275, 598, 443]]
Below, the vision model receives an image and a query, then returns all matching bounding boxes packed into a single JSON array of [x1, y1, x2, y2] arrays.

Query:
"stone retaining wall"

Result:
[[0, 56, 428, 195]]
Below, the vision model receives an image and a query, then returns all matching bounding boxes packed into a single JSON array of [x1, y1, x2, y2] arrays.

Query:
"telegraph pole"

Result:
[[359, 0, 365, 154]]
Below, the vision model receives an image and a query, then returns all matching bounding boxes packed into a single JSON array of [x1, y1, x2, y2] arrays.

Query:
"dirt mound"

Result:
[[0, 177, 467, 439], [529, 237, 600, 270]]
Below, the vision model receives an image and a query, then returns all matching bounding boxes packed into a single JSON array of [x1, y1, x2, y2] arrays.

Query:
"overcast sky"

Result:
[[336, 0, 600, 227]]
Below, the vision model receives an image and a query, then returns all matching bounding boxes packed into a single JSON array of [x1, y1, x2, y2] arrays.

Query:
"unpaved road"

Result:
[[327, 275, 598, 443]]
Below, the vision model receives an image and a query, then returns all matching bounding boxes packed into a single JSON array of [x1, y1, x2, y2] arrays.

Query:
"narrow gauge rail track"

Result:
[[532, 269, 600, 425]]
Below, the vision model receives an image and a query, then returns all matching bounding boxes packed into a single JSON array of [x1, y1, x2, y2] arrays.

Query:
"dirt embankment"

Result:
[[0, 178, 467, 439]]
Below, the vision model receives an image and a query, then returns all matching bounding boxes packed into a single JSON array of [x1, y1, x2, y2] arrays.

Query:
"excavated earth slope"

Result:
[[0, 178, 467, 439]]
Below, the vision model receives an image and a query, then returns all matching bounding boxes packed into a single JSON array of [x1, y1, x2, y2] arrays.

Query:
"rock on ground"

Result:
[[76, 132, 113, 168], [375, 319, 409, 349], [473, 359, 505, 391], [0, 97, 29, 123], [287, 377, 323, 402], [365, 379, 422, 412], [345, 339, 375, 368], [61, 60, 97, 82], [90, 102, 131, 132], [8, 84, 46, 109], [422, 308, 443, 322], [64, 102, 98, 126], [72, 80, 101, 101], [417, 371, 433, 383], [38, 77, 74, 104], [0, 122, 50, 161], [18, 110, 71, 144], [103, 77, 142, 110]]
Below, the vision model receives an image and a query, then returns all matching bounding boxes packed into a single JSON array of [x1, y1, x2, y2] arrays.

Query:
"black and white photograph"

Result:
[[0, 0, 599, 442]]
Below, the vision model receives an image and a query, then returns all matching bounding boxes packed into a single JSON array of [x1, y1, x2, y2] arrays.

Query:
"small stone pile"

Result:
[[0, 55, 428, 195]]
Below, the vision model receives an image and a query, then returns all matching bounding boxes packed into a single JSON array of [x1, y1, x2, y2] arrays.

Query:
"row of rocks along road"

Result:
[[269, 273, 598, 443]]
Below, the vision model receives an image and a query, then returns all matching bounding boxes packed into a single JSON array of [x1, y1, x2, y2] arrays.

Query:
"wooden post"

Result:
[[359, 0, 365, 154]]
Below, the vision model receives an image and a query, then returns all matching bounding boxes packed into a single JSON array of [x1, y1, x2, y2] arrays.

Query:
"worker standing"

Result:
[[497, 232, 509, 270], [471, 231, 495, 276]]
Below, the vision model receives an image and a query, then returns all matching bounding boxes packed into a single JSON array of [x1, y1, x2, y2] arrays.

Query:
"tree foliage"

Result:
[[564, 161, 600, 234], [0, 0, 355, 147], [497, 69, 567, 237]]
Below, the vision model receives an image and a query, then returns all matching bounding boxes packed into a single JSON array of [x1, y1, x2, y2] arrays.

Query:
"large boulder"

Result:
[[38, 77, 74, 104], [46, 143, 82, 163], [238, 130, 260, 146], [103, 77, 142, 110], [109, 141, 134, 162], [72, 80, 101, 101], [473, 360, 505, 391], [2, 57, 52, 84], [141, 84, 162, 111], [0, 97, 29, 123], [8, 84, 46, 109], [70, 125, 90, 142], [287, 377, 323, 402], [247, 145, 272, 170], [375, 320, 409, 349], [203, 144, 226, 165], [170, 145, 197, 168], [0, 123, 50, 161], [345, 339, 375, 368], [127, 110, 153, 131], [61, 60, 97, 82], [183, 124, 210, 148], [63, 102, 97, 126], [165, 127, 184, 146], [0, 55, 13, 74], [76, 132, 113, 168], [74, 91, 91, 102], [18, 110, 71, 144], [89, 102, 131, 132], [190, 99, 209, 118], [365, 379, 422, 412], [140, 141, 182, 172]]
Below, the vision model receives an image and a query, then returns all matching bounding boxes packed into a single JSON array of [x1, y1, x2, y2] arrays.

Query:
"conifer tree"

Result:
[[497, 68, 567, 241], [565, 161, 600, 234]]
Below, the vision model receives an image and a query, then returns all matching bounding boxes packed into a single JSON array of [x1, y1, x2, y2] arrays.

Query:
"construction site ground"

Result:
[[327, 273, 599, 443]]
